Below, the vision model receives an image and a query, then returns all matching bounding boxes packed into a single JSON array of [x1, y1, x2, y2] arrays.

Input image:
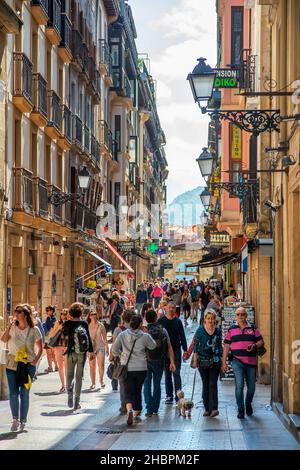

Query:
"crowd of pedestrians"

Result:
[[1, 277, 264, 432]]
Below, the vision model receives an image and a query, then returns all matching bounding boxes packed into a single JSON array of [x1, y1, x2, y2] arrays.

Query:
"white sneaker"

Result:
[[10, 419, 19, 432], [19, 421, 26, 432]]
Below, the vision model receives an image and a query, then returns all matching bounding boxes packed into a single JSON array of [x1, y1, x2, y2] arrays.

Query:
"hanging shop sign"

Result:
[[232, 124, 242, 160], [209, 231, 230, 247], [163, 263, 174, 269], [214, 69, 239, 88], [117, 241, 136, 254]]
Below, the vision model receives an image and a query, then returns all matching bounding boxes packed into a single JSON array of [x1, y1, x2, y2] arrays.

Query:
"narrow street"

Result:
[[0, 322, 299, 451]]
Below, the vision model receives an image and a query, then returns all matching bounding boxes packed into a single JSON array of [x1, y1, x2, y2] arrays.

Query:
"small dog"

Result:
[[176, 391, 194, 418]]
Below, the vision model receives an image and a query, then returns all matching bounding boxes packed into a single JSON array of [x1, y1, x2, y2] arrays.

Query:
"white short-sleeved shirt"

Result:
[[8, 325, 42, 362]]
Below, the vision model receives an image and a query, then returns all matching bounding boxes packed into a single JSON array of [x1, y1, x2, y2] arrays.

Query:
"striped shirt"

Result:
[[224, 322, 263, 367]]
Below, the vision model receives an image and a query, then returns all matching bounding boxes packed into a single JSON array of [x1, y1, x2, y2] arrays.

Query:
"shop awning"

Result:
[[100, 237, 135, 273], [187, 252, 239, 269], [77, 245, 112, 268]]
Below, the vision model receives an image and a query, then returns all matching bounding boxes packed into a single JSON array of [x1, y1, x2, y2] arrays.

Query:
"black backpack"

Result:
[[74, 324, 89, 353], [146, 323, 168, 362]]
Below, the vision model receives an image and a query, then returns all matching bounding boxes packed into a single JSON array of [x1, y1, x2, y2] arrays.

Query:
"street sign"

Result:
[[148, 242, 158, 253], [155, 248, 166, 255], [214, 69, 239, 88]]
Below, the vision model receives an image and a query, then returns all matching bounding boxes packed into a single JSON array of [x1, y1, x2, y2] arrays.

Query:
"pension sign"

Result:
[[214, 69, 239, 88]]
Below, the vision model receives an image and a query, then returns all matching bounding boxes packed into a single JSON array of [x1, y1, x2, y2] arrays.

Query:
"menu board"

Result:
[[220, 304, 255, 380]]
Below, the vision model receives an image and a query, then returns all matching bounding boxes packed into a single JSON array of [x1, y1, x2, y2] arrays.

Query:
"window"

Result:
[[231, 7, 244, 66], [115, 115, 121, 151], [111, 45, 119, 66], [129, 137, 137, 163]]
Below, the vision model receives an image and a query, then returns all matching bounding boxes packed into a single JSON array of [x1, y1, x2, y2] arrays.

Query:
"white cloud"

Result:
[[151, 0, 216, 41]]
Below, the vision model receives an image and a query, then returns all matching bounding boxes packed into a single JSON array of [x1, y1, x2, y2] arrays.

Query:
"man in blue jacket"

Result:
[[42, 305, 58, 373], [135, 284, 148, 315]]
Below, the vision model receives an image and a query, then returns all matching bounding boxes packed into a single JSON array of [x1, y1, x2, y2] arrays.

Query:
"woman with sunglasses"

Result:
[[87, 310, 109, 389], [1, 304, 43, 432], [49, 308, 69, 392]]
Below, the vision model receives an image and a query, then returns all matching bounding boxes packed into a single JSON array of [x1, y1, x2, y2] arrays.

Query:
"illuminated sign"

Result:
[[232, 124, 242, 160], [214, 69, 239, 88]]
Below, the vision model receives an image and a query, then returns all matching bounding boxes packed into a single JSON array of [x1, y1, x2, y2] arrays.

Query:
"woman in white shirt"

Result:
[[87, 310, 109, 389], [1, 303, 43, 432]]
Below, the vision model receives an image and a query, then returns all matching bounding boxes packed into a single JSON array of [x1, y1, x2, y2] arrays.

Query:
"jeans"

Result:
[[164, 352, 182, 401], [231, 359, 256, 411], [6, 364, 36, 422], [111, 378, 118, 391], [198, 363, 221, 412], [143, 361, 164, 413], [136, 303, 143, 315], [154, 297, 161, 309], [121, 370, 147, 412], [67, 352, 86, 399]]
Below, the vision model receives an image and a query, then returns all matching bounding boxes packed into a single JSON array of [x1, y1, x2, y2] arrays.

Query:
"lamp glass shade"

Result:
[[78, 167, 90, 189], [200, 188, 211, 208], [200, 211, 208, 225], [196, 147, 214, 177], [187, 58, 216, 102]]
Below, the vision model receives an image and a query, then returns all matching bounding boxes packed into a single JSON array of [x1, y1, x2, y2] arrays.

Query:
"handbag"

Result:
[[112, 339, 137, 381], [6, 353, 17, 371], [257, 345, 267, 357], [0, 343, 9, 365], [48, 329, 62, 348], [197, 357, 214, 369]]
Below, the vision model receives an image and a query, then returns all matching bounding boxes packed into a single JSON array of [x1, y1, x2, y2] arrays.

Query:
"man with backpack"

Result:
[[158, 302, 187, 404], [143, 310, 176, 417], [63, 303, 94, 411]]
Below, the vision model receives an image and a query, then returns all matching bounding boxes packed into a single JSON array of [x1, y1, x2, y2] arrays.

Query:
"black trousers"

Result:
[[198, 363, 221, 412], [121, 370, 147, 412]]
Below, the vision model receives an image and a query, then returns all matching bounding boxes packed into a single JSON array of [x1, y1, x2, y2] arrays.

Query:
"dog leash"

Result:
[[191, 369, 197, 402]]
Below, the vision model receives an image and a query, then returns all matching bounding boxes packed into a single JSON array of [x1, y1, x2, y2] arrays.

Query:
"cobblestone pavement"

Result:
[[0, 320, 299, 450]]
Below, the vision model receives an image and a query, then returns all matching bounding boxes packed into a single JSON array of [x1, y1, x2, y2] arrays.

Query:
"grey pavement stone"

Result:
[[0, 319, 299, 450]]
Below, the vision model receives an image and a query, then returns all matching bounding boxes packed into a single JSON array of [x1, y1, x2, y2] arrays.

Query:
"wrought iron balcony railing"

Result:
[[34, 177, 49, 218], [59, 13, 71, 52], [60, 105, 72, 141], [71, 29, 83, 69], [47, 90, 61, 130], [99, 120, 113, 154], [47, 0, 61, 35], [13, 168, 34, 213], [83, 124, 90, 155], [99, 39, 111, 71], [13, 52, 33, 104], [32, 73, 47, 118], [239, 49, 256, 94], [64, 199, 72, 227], [73, 115, 83, 148], [91, 134, 100, 165]]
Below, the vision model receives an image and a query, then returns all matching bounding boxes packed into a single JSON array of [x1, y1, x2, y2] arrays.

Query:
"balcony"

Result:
[[99, 120, 113, 156], [58, 13, 72, 63], [87, 56, 97, 93], [13, 168, 34, 215], [72, 115, 83, 150], [71, 29, 83, 71], [64, 199, 72, 227], [83, 124, 91, 156], [31, 0, 48, 25], [34, 177, 49, 219], [45, 91, 62, 140], [91, 134, 100, 166], [99, 39, 111, 77], [13, 53, 33, 113], [31, 73, 48, 127], [49, 185, 63, 223], [239, 49, 256, 94], [73, 202, 97, 232], [45, 0, 61, 46], [80, 43, 89, 82], [94, 69, 101, 103], [57, 105, 72, 151], [103, 0, 120, 18]]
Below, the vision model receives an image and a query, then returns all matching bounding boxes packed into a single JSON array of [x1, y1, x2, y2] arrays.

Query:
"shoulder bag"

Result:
[[112, 339, 137, 381]]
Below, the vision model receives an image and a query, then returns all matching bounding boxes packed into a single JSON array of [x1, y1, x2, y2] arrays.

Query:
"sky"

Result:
[[129, 0, 217, 204]]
